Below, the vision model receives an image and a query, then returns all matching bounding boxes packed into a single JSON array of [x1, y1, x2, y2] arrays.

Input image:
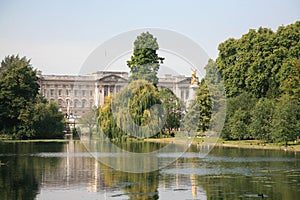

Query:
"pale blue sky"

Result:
[[0, 0, 299, 75]]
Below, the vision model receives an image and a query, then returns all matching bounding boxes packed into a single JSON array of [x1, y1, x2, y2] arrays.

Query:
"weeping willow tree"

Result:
[[98, 80, 165, 140], [98, 32, 168, 140], [98, 95, 123, 140]]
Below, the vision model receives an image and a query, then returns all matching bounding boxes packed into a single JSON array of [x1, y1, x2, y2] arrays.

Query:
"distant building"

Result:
[[38, 71, 193, 117]]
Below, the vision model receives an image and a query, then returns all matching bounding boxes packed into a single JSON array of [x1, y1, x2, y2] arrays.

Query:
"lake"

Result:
[[0, 141, 299, 200]]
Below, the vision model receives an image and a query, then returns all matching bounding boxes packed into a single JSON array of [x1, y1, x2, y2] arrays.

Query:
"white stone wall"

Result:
[[39, 71, 193, 117]]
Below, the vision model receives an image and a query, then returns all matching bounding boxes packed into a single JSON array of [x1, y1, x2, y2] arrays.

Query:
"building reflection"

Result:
[[40, 141, 160, 199], [39, 141, 210, 199]]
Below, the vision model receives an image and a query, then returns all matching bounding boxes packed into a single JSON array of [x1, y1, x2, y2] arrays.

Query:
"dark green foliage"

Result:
[[158, 88, 183, 133], [250, 98, 275, 141], [222, 93, 256, 140], [182, 98, 200, 132], [31, 101, 65, 139], [127, 32, 164, 85], [216, 21, 300, 99], [0, 55, 64, 139], [215, 21, 300, 143], [271, 95, 300, 145], [0, 55, 39, 134], [196, 79, 212, 132]]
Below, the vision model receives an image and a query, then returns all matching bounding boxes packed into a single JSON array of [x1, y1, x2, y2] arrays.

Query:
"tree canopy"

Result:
[[216, 21, 300, 99], [158, 88, 184, 133], [98, 80, 166, 139], [0, 55, 64, 139], [127, 32, 164, 85], [98, 32, 175, 140], [214, 21, 300, 143]]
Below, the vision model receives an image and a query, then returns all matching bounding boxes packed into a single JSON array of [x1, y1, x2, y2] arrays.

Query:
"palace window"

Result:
[[58, 100, 63, 107], [50, 89, 54, 96], [82, 100, 86, 108], [74, 90, 78, 97], [90, 90, 93, 96], [74, 100, 78, 108], [104, 85, 108, 97], [82, 90, 86, 97], [58, 89, 62, 96]]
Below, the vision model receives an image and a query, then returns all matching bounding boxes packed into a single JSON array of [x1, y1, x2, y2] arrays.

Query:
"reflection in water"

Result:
[[0, 141, 299, 199], [0, 142, 64, 200]]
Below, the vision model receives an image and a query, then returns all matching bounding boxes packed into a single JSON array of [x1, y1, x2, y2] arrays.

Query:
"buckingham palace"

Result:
[[37, 71, 194, 117]]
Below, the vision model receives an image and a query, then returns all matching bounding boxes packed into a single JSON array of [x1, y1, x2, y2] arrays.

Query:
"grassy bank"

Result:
[[0, 139, 71, 143], [145, 138, 300, 152]]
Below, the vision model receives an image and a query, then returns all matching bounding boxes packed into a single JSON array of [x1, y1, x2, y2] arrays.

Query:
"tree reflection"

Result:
[[0, 142, 64, 200], [101, 163, 159, 200]]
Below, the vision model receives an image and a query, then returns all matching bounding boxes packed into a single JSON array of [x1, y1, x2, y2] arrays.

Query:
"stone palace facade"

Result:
[[38, 71, 194, 117]]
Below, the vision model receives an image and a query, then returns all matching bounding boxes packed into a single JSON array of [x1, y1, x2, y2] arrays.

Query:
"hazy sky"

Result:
[[0, 0, 299, 75]]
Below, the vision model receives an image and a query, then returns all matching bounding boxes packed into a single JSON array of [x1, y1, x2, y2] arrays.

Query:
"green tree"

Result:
[[216, 21, 300, 99], [115, 80, 164, 139], [203, 59, 226, 135], [250, 98, 275, 141], [222, 93, 256, 140], [271, 95, 300, 145], [0, 55, 64, 139], [0, 55, 39, 135], [182, 99, 200, 133], [196, 79, 212, 133], [98, 95, 122, 140], [98, 81, 165, 140], [127, 32, 164, 85], [279, 58, 300, 103], [158, 88, 183, 133], [228, 109, 249, 140], [78, 108, 97, 136], [32, 100, 65, 139]]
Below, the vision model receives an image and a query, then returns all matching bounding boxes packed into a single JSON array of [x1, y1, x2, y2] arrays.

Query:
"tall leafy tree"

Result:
[[158, 88, 183, 133], [127, 32, 164, 85], [271, 95, 300, 145], [216, 21, 300, 99], [98, 95, 122, 140], [32, 99, 65, 139], [0, 55, 39, 135], [196, 79, 212, 133], [78, 108, 97, 136], [182, 98, 200, 132], [0, 55, 64, 139], [221, 93, 256, 140], [250, 98, 275, 142], [203, 59, 226, 134], [215, 21, 300, 143]]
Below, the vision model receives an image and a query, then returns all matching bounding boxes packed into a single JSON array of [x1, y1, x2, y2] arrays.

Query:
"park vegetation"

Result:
[[98, 21, 300, 145], [0, 55, 65, 139], [98, 32, 184, 140], [198, 21, 300, 145]]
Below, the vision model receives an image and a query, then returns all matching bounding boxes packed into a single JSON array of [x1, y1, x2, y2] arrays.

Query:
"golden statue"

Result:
[[191, 68, 198, 85]]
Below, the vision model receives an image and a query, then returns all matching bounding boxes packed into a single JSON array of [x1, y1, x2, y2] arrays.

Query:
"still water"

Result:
[[0, 141, 299, 200]]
